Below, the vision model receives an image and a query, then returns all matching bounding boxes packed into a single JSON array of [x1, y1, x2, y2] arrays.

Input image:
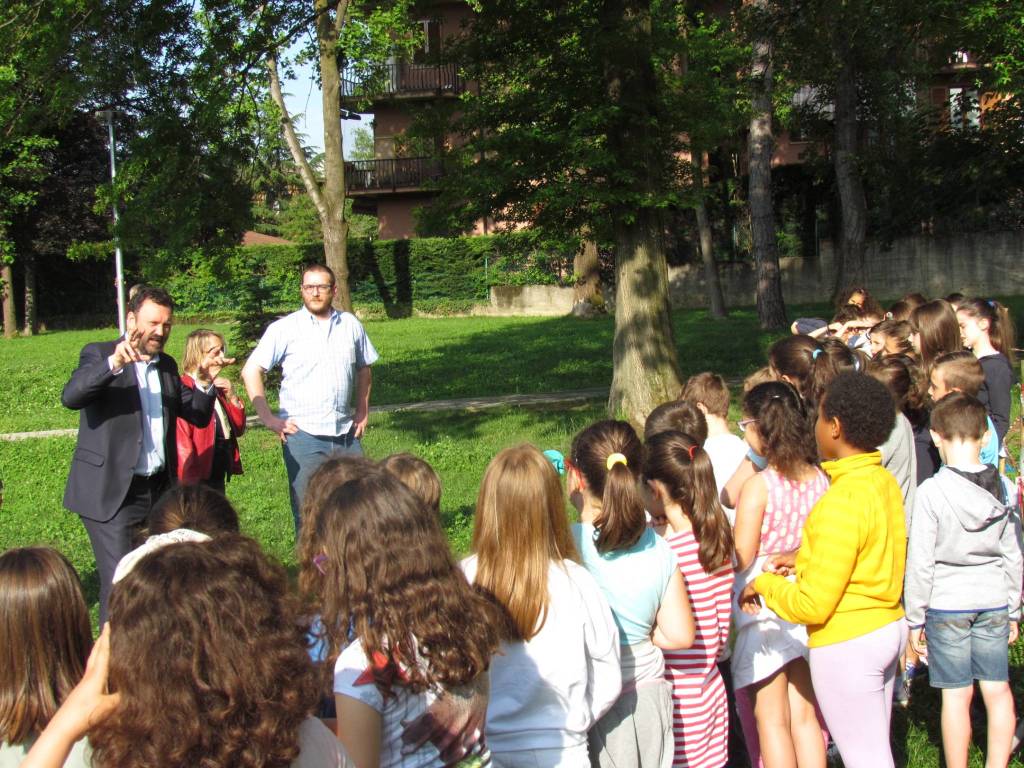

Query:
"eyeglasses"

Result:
[[302, 284, 334, 294], [738, 418, 757, 432]]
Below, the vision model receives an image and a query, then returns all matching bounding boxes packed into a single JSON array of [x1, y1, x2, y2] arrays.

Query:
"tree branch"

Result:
[[266, 51, 328, 219]]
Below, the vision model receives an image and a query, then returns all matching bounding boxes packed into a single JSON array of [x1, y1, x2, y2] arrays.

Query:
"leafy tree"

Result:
[[743, 0, 787, 329], [767, 0, 979, 294], [0, 0, 92, 335], [263, 0, 415, 311], [670, 10, 750, 321], [422, 0, 698, 424], [10, 113, 110, 328], [2, 0, 270, 333]]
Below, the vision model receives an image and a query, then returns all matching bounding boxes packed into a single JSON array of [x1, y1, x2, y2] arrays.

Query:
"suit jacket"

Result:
[[62, 340, 215, 522]]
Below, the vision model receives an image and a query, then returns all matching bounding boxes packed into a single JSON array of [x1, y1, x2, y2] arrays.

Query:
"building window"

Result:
[[412, 20, 442, 64], [949, 87, 980, 130]]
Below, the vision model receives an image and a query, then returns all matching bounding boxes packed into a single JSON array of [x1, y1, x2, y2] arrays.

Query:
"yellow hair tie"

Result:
[[606, 453, 628, 471]]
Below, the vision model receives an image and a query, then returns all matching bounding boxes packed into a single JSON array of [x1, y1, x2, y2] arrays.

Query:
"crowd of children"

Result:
[[1, 289, 1022, 768]]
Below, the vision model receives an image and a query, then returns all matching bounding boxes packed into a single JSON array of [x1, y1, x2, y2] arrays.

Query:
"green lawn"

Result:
[[3, 305, 1024, 768], [0, 306, 805, 433], [0, 402, 607, 602]]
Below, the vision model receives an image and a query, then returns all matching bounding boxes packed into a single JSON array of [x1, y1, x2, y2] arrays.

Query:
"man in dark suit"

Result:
[[62, 285, 217, 621]]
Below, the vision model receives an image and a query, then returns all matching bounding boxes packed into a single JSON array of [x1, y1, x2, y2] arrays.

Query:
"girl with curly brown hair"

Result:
[[21, 535, 345, 768], [318, 470, 503, 768], [732, 382, 828, 768], [0, 547, 92, 767], [567, 420, 695, 768]]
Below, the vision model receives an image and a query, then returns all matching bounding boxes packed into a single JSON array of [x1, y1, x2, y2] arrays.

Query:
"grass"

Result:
[[4, 303, 1024, 767], [0, 403, 607, 611], [0, 305, 809, 434]]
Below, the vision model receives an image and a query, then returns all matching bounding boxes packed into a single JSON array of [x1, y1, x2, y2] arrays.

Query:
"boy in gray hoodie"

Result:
[[905, 392, 1023, 768]]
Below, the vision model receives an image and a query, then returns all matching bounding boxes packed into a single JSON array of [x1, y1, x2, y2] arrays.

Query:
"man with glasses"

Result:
[[242, 264, 378, 533]]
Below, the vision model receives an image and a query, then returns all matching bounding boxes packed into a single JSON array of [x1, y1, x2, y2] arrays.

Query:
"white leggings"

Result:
[[808, 618, 908, 768]]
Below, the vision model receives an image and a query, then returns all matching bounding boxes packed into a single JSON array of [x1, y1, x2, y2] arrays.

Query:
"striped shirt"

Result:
[[664, 529, 734, 768], [250, 307, 378, 437]]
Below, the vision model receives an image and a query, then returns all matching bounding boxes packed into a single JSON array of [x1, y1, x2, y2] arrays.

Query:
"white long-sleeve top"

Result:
[[462, 556, 621, 753]]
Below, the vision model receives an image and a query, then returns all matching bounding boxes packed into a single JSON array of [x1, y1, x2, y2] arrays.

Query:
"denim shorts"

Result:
[[924, 608, 1010, 688]]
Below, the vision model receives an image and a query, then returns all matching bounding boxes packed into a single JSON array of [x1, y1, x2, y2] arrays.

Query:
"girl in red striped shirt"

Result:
[[644, 431, 736, 768]]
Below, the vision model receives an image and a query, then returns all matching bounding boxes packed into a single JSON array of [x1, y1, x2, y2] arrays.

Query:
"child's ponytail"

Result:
[[805, 338, 857, 409], [960, 298, 1017, 365], [644, 431, 733, 573], [571, 420, 646, 554]]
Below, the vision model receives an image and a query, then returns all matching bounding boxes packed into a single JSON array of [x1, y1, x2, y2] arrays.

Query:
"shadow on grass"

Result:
[[370, 305, 808, 407], [891, 658, 1024, 768]]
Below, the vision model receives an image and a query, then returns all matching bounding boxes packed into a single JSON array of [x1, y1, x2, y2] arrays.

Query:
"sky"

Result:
[[279, 49, 369, 160]]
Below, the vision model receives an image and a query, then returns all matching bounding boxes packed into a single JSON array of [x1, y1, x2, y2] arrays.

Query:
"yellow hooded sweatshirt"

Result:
[[754, 451, 906, 648]]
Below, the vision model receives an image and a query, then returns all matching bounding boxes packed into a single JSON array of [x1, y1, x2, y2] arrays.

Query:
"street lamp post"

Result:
[[95, 109, 126, 335]]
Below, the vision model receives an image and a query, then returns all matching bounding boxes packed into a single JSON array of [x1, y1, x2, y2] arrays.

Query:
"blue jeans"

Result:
[[924, 608, 1010, 688], [282, 428, 362, 533]]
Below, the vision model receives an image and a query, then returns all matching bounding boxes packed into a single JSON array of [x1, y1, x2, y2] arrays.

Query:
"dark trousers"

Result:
[[81, 473, 167, 624]]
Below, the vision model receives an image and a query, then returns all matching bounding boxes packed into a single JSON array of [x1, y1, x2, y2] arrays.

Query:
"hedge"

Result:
[[162, 232, 576, 317]]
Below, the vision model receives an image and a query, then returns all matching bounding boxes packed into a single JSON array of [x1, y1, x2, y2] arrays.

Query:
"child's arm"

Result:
[[721, 456, 758, 509], [903, 489, 939, 631], [23, 626, 120, 768], [1001, 509, 1023, 634], [752, 500, 858, 626], [981, 357, 1013, 444], [733, 474, 767, 571], [336, 695, 382, 768], [652, 569, 696, 650], [580, 573, 623, 722], [717, 570, 733, 651]]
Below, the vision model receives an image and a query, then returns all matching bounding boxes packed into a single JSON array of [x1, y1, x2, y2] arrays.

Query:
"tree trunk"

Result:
[[265, 0, 353, 312], [1, 264, 15, 338], [693, 154, 726, 318], [607, 208, 683, 429], [832, 49, 868, 296], [316, 0, 352, 312], [572, 235, 604, 316], [22, 256, 36, 336], [747, 21, 787, 330]]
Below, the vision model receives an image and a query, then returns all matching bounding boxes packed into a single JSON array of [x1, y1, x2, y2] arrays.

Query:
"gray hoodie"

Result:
[[904, 465, 1023, 627]]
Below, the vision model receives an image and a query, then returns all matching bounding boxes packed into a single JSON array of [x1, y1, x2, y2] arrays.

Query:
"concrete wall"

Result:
[[482, 284, 575, 316], [484, 231, 1024, 314], [668, 231, 1024, 309]]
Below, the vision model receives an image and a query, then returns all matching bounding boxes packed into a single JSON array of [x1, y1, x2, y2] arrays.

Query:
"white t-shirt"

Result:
[[461, 556, 621, 754], [334, 640, 441, 768], [704, 433, 748, 516], [292, 718, 351, 768]]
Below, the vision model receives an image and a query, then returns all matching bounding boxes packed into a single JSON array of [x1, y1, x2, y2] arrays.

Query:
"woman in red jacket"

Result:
[[177, 330, 245, 492]]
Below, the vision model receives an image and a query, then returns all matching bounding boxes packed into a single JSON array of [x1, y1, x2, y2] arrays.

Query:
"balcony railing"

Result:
[[346, 157, 444, 193], [341, 62, 465, 99]]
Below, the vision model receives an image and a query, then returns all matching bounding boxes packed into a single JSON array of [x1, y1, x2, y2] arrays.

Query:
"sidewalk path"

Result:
[[0, 387, 610, 442]]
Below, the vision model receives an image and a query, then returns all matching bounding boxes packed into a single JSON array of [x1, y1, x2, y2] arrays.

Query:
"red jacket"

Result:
[[176, 374, 245, 484]]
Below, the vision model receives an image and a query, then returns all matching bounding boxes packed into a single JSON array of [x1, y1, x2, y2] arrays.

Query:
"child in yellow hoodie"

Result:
[[739, 372, 907, 768]]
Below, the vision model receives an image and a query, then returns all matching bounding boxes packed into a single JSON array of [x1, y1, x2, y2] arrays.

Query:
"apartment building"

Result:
[[343, 1, 477, 239]]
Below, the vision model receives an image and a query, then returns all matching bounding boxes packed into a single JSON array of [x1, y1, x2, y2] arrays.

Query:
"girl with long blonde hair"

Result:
[[466, 444, 621, 768]]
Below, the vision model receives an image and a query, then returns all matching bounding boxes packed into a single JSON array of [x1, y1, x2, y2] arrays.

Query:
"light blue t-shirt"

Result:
[[572, 522, 676, 646], [981, 415, 999, 466]]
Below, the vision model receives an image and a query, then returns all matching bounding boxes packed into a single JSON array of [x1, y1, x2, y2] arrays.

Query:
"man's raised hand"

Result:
[[109, 329, 150, 370]]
